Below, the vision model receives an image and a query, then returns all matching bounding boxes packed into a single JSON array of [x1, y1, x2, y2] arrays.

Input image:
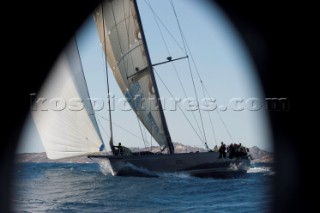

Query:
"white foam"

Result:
[[158, 172, 192, 179], [229, 162, 239, 170], [97, 159, 114, 176], [247, 167, 272, 173]]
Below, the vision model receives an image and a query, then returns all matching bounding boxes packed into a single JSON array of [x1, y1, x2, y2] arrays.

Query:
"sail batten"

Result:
[[95, 0, 173, 151]]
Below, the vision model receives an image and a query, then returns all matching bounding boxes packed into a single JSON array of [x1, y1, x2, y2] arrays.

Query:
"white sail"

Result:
[[95, 0, 170, 147], [32, 40, 104, 160]]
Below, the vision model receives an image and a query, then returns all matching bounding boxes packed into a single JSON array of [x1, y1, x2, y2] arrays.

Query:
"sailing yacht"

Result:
[[32, 0, 250, 178]]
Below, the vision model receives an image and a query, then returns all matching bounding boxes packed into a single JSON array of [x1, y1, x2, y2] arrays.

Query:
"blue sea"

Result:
[[13, 162, 274, 213]]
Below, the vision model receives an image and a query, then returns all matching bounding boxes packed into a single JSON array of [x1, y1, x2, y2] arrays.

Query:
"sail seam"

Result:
[[122, 0, 134, 83], [110, 0, 130, 79], [116, 43, 142, 66]]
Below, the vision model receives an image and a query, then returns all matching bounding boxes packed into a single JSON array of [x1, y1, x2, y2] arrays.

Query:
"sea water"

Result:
[[13, 163, 274, 213]]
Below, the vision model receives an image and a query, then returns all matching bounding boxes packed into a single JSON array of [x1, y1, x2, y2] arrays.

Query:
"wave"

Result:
[[117, 162, 159, 177]]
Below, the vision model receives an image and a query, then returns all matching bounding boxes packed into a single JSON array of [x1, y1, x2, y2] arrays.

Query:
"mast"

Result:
[[106, 57, 115, 155], [133, 0, 174, 154], [101, 3, 115, 155]]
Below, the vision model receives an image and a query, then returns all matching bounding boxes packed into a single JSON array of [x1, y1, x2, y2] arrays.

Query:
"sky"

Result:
[[17, 0, 273, 153]]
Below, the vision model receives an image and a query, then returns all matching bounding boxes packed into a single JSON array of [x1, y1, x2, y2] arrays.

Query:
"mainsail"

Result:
[[94, 0, 174, 152], [32, 40, 104, 160]]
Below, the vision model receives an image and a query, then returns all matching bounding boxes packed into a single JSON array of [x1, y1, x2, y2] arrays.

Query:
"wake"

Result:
[[248, 166, 274, 174]]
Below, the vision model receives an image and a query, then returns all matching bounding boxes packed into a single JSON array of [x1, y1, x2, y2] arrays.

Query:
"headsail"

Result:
[[32, 39, 104, 160], [94, 0, 174, 152]]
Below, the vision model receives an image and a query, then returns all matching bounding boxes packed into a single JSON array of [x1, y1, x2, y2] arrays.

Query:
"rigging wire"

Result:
[[203, 86, 236, 144], [208, 111, 217, 146], [169, 0, 209, 150], [178, 24, 235, 144], [149, 94, 153, 152], [185, 32, 235, 144], [97, 117, 110, 138], [154, 69, 206, 145], [143, 0, 225, 147], [144, 0, 205, 142], [97, 113, 144, 141], [169, 0, 234, 145], [197, 71, 217, 146], [143, 0, 185, 54], [137, 117, 148, 148], [142, 124, 149, 146]]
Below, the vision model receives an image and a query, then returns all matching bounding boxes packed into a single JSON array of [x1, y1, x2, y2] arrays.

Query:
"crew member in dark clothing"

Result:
[[233, 143, 239, 158], [218, 142, 226, 158], [115, 142, 124, 155], [228, 143, 235, 159]]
